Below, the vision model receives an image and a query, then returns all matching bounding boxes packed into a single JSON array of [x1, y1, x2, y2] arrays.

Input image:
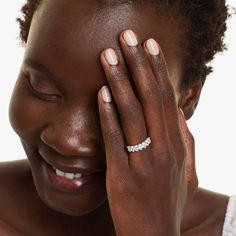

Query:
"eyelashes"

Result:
[[25, 76, 61, 102]]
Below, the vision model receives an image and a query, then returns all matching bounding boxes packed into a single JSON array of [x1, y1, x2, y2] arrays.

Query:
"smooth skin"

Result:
[[0, 0, 229, 235]]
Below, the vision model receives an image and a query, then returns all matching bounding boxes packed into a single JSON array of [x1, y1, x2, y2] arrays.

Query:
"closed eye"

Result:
[[26, 75, 62, 102]]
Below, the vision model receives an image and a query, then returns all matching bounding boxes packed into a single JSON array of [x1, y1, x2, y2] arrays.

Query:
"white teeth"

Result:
[[64, 173, 74, 179], [74, 173, 82, 179], [54, 167, 83, 179], [56, 169, 65, 177]]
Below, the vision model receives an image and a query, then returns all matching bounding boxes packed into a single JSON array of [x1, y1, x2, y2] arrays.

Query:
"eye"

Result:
[[27, 76, 61, 101]]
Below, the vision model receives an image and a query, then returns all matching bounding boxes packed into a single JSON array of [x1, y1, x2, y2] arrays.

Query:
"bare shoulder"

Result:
[[0, 159, 32, 195], [0, 160, 70, 236], [0, 160, 35, 235], [182, 188, 229, 236], [0, 159, 30, 173]]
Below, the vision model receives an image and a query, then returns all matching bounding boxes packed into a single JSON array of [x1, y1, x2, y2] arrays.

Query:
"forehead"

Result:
[[25, 0, 184, 91]]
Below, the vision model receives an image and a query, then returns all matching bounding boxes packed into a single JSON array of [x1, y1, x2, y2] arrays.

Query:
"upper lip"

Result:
[[38, 150, 106, 174]]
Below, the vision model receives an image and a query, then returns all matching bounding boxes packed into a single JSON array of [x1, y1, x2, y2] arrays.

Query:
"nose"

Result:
[[40, 108, 101, 157]]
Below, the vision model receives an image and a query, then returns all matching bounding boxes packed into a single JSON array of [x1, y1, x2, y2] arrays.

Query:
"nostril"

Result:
[[40, 126, 53, 146], [40, 127, 99, 157]]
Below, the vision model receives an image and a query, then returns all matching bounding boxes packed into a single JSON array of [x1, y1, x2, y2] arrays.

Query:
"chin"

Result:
[[32, 171, 108, 217], [44, 196, 108, 217], [32, 173, 108, 216]]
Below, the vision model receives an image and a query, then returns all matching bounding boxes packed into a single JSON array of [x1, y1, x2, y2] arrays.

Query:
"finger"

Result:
[[100, 48, 149, 154], [118, 30, 168, 146], [143, 38, 182, 146], [144, 38, 178, 113], [178, 108, 198, 195], [98, 86, 129, 171]]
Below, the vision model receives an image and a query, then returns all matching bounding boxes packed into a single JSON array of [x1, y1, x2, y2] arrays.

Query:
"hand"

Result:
[[98, 29, 198, 236]]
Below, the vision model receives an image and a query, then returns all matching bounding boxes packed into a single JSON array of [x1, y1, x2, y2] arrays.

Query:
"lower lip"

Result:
[[45, 163, 105, 193]]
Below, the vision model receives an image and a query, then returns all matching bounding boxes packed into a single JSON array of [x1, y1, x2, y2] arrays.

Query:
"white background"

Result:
[[0, 1, 236, 195]]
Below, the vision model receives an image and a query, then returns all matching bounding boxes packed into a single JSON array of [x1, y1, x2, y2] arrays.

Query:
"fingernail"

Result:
[[104, 48, 118, 66], [145, 39, 160, 56], [123, 30, 138, 47], [101, 86, 112, 103]]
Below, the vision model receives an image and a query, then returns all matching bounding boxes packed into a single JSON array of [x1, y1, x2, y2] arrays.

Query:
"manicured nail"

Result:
[[101, 86, 112, 103], [104, 48, 118, 66], [123, 30, 138, 47], [145, 39, 160, 56]]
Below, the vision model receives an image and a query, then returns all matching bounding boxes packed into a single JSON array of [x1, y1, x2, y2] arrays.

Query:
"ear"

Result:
[[178, 79, 205, 120]]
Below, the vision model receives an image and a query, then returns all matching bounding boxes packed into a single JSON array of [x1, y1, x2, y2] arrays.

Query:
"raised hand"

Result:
[[98, 29, 198, 236]]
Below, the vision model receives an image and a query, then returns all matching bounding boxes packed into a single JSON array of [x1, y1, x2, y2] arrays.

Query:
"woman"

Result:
[[0, 0, 235, 235]]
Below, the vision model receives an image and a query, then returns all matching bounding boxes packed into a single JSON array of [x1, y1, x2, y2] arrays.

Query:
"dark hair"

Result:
[[17, 0, 230, 90]]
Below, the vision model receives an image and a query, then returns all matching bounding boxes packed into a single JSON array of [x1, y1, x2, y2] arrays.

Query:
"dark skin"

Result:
[[0, 0, 229, 235]]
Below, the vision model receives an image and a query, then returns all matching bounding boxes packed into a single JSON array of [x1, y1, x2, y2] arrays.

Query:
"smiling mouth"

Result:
[[42, 161, 105, 192], [37, 150, 106, 192], [52, 165, 104, 180]]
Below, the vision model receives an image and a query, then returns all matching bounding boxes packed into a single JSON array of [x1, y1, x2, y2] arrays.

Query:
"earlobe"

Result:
[[178, 79, 205, 120]]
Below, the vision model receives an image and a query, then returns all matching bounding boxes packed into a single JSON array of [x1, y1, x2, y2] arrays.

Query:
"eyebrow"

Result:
[[24, 59, 62, 82]]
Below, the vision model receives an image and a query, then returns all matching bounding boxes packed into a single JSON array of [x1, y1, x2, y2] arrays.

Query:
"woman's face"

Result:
[[9, 0, 185, 216]]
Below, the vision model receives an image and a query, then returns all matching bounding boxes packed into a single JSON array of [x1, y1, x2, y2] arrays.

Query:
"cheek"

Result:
[[9, 78, 49, 140]]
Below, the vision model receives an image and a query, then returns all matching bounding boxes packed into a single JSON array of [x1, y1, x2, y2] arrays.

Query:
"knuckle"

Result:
[[157, 145, 176, 166], [120, 99, 142, 116], [105, 129, 123, 146], [143, 85, 162, 103]]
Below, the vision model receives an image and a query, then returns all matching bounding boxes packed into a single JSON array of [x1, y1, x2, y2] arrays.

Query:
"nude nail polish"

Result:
[[146, 39, 160, 56], [123, 30, 138, 47], [104, 48, 118, 66], [101, 86, 112, 103]]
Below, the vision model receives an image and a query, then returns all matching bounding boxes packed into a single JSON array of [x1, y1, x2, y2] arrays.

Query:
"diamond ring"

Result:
[[126, 137, 152, 153]]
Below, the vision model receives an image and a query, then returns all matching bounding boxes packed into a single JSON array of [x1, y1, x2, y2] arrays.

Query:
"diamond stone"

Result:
[[126, 137, 152, 153]]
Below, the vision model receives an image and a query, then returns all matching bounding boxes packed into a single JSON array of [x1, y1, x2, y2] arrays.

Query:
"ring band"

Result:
[[126, 137, 152, 153]]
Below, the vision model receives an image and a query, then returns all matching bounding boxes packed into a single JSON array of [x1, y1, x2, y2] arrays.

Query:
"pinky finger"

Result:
[[178, 108, 198, 194], [98, 86, 129, 171]]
